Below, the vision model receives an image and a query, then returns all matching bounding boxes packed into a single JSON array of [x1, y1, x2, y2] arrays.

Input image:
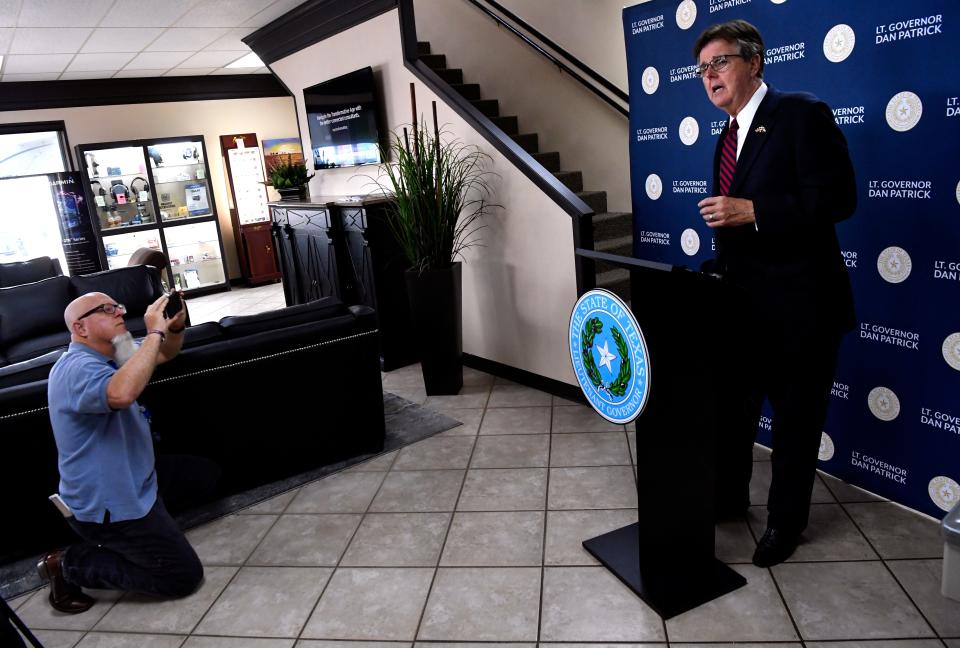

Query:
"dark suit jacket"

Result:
[[712, 86, 857, 335]]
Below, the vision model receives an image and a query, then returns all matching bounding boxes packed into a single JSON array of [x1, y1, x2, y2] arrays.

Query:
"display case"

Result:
[[77, 136, 229, 296]]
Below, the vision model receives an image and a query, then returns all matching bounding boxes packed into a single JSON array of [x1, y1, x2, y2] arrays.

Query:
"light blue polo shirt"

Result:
[[47, 342, 157, 523]]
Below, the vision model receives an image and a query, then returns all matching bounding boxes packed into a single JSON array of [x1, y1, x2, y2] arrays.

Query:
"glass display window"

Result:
[[164, 220, 226, 290], [148, 139, 213, 223], [83, 145, 157, 230], [102, 228, 162, 270]]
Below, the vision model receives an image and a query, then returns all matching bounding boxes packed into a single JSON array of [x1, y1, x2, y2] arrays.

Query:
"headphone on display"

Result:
[[109, 180, 130, 203], [130, 176, 150, 201]]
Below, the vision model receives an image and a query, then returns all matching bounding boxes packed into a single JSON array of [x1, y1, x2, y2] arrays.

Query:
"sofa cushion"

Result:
[[219, 297, 347, 338], [5, 331, 70, 365], [71, 265, 163, 317], [0, 257, 62, 288], [0, 348, 65, 389], [181, 322, 224, 348], [0, 275, 72, 348]]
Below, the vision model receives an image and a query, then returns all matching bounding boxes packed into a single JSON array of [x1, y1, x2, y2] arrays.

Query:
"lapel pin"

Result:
[[754, 125, 767, 133]]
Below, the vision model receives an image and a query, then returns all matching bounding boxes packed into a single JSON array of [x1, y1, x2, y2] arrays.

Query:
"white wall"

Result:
[[414, 0, 632, 213], [271, 9, 579, 384], [0, 96, 299, 279]]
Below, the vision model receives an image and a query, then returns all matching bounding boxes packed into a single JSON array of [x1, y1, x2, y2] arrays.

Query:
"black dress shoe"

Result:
[[752, 527, 801, 567], [36, 550, 94, 614]]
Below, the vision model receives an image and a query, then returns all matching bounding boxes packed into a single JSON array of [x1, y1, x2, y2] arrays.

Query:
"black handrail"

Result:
[[464, 0, 628, 118]]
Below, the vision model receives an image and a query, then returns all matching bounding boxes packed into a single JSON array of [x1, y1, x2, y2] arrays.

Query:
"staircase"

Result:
[[418, 42, 632, 301]]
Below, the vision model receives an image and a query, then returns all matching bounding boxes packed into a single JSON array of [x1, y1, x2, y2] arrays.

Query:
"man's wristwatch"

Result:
[[147, 330, 166, 342]]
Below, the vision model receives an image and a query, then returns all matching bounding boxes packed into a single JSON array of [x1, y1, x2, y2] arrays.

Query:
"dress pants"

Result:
[[715, 315, 843, 534]]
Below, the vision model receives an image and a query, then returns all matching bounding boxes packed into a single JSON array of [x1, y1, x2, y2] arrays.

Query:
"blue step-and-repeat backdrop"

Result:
[[622, 0, 958, 519]]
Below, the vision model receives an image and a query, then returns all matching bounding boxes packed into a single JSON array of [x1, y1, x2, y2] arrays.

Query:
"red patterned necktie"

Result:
[[718, 117, 739, 196]]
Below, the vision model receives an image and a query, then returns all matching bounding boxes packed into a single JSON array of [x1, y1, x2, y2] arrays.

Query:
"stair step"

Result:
[[553, 170, 583, 193], [417, 41, 431, 55], [433, 68, 463, 84], [595, 234, 633, 256], [470, 99, 499, 117], [490, 115, 519, 135], [532, 151, 560, 172], [596, 267, 631, 302], [593, 211, 632, 239], [451, 83, 481, 100], [577, 190, 607, 214], [420, 53, 446, 69], [511, 132, 538, 153]]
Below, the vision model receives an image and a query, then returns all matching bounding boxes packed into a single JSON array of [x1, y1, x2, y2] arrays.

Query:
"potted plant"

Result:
[[269, 160, 314, 201], [371, 85, 496, 394]]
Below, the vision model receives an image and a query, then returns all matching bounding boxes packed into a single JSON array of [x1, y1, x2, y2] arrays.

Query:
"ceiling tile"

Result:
[[59, 70, 114, 79], [202, 27, 252, 52], [81, 28, 165, 53], [18, 0, 114, 27], [99, 0, 198, 27], [179, 49, 245, 68], [174, 0, 265, 28], [0, 1, 21, 28], [113, 69, 168, 78], [4, 53, 73, 73], [66, 52, 135, 72], [243, 0, 305, 28], [2, 72, 60, 82], [209, 66, 253, 75], [126, 51, 191, 69], [10, 27, 91, 54], [145, 27, 228, 51], [0, 27, 12, 53], [164, 67, 215, 76]]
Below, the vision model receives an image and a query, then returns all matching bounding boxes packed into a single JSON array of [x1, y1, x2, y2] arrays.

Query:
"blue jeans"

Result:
[[62, 497, 203, 598]]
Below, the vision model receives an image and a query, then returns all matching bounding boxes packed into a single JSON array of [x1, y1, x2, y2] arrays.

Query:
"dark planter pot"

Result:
[[404, 262, 463, 395], [277, 186, 308, 201]]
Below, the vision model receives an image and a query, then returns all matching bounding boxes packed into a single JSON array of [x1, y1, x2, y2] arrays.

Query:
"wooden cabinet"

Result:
[[242, 223, 280, 282]]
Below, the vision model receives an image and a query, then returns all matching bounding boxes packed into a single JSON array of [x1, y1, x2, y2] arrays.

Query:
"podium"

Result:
[[576, 249, 747, 619]]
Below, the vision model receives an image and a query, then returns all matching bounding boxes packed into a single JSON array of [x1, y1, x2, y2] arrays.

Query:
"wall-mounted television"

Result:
[[303, 67, 383, 170]]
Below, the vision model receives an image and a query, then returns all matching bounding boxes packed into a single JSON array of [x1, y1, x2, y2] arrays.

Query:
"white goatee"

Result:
[[111, 332, 138, 367]]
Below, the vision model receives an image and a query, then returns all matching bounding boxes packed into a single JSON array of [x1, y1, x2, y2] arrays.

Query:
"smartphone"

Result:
[[164, 290, 183, 319], [49, 494, 74, 518]]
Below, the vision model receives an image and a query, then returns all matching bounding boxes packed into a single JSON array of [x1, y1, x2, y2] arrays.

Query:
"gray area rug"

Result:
[[0, 391, 460, 601]]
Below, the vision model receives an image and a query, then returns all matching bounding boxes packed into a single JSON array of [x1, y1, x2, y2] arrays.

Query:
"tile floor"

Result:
[[7, 284, 959, 647]]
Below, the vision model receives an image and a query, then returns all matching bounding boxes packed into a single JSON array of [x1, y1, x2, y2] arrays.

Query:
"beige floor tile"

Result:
[[237, 489, 300, 515], [93, 565, 236, 634], [714, 519, 757, 563], [340, 513, 450, 566], [552, 406, 625, 433], [17, 587, 121, 631], [487, 381, 552, 407], [75, 633, 185, 647], [773, 561, 934, 640], [418, 567, 541, 641], [24, 629, 84, 648], [347, 451, 398, 472], [248, 514, 362, 566], [550, 432, 631, 466], [461, 367, 496, 387], [457, 468, 547, 511], [844, 503, 943, 559], [887, 559, 960, 636], [753, 444, 772, 461], [302, 568, 434, 640], [186, 514, 277, 565], [470, 434, 549, 468], [393, 436, 475, 470], [627, 431, 636, 463], [544, 509, 639, 566], [665, 564, 798, 642], [747, 504, 878, 561], [369, 470, 465, 512], [749, 462, 835, 506], [435, 408, 484, 435], [424, 384, 491, 409], [440, 511, 544, 566], [184, 638, 295, 647], [818, 472, 885, 502], [479, 407, 551, 435], [540, 567, 665, 641], [299, 642, 409, 648], [194, 566, 332, 638], [805, 642, 944, 648], [553, 394, 584, 406], [388, 385, 428, 405], [287, 471, 386, 514], [548, 466, 637, 510]]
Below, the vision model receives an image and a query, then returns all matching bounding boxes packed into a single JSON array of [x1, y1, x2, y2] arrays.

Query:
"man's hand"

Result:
[[144, 294, 170, 334], [697, 196, 756, 228]]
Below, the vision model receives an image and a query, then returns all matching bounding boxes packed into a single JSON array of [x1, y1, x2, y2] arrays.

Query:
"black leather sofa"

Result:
[[0, 256, 62, 289], [0, 266, 385, 565]]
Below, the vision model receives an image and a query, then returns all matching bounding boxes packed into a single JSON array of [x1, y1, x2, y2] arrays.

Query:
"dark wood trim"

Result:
[[244, 0, 398, 65], [0, 75, 288, 112], [462, 353, 586, 404]]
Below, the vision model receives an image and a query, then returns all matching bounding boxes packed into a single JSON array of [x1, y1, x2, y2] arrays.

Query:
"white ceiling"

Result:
[[0, 0, 306, 82]]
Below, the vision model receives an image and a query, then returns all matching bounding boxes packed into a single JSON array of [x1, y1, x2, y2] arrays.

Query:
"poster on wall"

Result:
[[227, 146, 270, 225], [49, 172, 100, 275], [622, 0, 959, 518], [262, 137, 304, 174]]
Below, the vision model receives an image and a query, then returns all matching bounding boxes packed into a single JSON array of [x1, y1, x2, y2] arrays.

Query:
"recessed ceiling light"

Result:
[[226, 52, 264, 69]]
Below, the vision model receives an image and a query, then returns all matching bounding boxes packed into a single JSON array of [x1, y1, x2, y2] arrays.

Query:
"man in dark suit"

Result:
[[693, 20, 856, 566]]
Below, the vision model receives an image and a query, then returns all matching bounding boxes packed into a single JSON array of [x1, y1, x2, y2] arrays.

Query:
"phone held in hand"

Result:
[[164, 290, 183, 319]]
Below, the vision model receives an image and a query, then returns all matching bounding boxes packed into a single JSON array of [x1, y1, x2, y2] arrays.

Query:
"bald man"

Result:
[[38, 291, 202, 614]]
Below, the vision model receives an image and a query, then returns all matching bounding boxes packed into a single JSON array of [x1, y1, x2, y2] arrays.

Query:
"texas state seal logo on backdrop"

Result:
[[569, 289, 651, 424], [928, 476, 959, 512]]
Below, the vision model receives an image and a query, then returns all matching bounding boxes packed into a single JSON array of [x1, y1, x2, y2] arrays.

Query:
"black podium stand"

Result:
[[577, 250, 747, 619]]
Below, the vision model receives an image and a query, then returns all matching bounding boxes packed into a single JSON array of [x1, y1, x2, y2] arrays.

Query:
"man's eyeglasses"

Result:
[[695, 53, 747, 77], [76, 303, 126, 320]]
